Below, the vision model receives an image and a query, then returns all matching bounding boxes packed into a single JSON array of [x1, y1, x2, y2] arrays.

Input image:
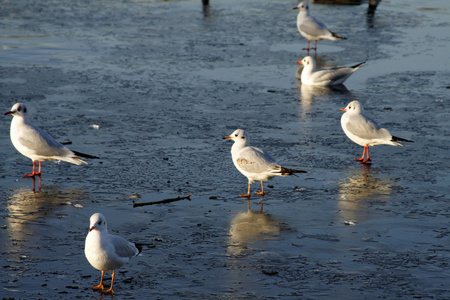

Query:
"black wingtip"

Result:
[[281, 167, 307, 175], [392, 136, 414, 143], [135, 243, 144, 255], [331, 31, 347, 40], [351, 61, 366, 69], [73, 150, 99, 159]]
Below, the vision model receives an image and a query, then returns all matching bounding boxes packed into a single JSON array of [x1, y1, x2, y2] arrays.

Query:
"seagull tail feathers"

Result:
[[280, 167, 307, 176], [331, 31, 347, 40], [351, 61, 365, 69], [134, 243, 144, 255], [392, 136, 414, 144], [73, 150, 99, 159]]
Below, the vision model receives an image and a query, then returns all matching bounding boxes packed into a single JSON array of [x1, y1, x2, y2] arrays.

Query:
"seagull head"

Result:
[[297, 56, 315, 69], [293, 1, 308, 11], [340, 100, 364, 114], [5, 103, 27, 117], [89, 213, 108, 232], [223, 129, 249, 145]]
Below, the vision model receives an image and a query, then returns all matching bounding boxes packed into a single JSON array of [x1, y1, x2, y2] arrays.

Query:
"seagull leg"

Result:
[[361, 146, 372, 164], [24, 161, 42, 177], [312, 40, 318, 50], [102, 270, 115, 295], [91, 270, 105, 291], [36, 161, 42, 175], [239, 181, 251, 198], [255, 181, 266, 196], [302, 40, 310, 51], [354, 146, 367, 162]]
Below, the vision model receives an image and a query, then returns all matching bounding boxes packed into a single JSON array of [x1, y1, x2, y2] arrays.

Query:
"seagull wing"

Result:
[[310, 68, 352, 85], [110, 234, 140, 260], [299, 16, 330, 37], [345, 114, 389, 140], [236, 146, 279, 174], [18, 123, 72, 157]]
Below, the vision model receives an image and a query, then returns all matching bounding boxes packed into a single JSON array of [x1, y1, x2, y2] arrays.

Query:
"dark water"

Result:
[[0, 0, 449, 298]]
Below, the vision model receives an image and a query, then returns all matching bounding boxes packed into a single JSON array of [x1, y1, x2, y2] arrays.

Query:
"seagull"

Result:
[[293, 1, 346, 51], [223, 129, 307, 197], [298, 56, 364, 86], [340, 101, 413, 164], [84, 213, 142, 295], [4, 103, 98, 177]]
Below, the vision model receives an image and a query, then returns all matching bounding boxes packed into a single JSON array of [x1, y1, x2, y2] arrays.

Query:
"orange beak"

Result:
[[339, 108, 347, 111], [297, 60, 303, 65], [4, 111, 13, 115], [223, 136, 232, 140], [89, 226, 95, 232]]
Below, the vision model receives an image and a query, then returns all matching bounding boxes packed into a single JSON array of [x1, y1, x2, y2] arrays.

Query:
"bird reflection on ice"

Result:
[[227, 201, 284, 256], [4, 186, 89, 260], [337, 164, 394, 223], [296, 81, 353, 119]]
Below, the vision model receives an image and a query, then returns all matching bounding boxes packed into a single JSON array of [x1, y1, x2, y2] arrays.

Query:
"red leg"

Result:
[[103, 270, 115, 295], [302, 40, 310, 51], [354, 146, 367, 162], [312, 40, 318, 50], [91, 270, 105, 291], [36, 161, 42, 175], [361, 146, 372, 164], [24, 161, 42, 177], [240, 181, 251, 198], [255, 181, 266, 196]]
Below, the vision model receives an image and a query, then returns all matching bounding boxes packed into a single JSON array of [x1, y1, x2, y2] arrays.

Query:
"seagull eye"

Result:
[[241, 136, 245, 139], [235, 134, 238, 137]]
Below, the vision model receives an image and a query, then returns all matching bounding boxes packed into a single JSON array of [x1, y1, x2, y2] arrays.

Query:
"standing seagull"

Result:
[[298, 56, 364, 86], [4, 103, 98, 177], [340, 101, 413, 164], [293, 2, 346, 51], [224, 129, 307, 197], [85, 213, 142, 295]]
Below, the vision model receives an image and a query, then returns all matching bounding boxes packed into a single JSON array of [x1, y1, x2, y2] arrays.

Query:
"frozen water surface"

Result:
[[0, 0, 449, 298]]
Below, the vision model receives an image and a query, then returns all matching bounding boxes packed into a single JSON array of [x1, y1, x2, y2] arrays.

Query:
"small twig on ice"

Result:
[[133, 194, 191, 207]]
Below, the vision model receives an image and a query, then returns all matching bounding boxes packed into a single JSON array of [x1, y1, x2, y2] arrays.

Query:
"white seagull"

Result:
[[340, 101, 413, 164], [84, 213, 142, 295], [224, 129, 307, 197], [293, 1, 346, 51], [4, 103, 98, 177], [298, 56, 364, 86]]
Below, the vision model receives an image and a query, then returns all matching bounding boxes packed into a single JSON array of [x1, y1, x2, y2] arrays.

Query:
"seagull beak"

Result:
[[297, 60, 303, 65], [4, 111, 13, 116], [223, 136, 232, 140], [339, 108, 347, 111], [89, 226, 95, 232], [293, 6, 299, 10]]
